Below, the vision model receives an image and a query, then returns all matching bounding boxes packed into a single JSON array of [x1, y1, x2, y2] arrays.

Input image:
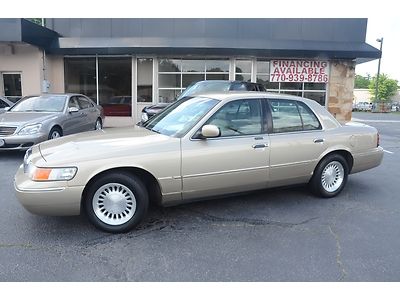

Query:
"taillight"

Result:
[[377, 132, 380, 147]]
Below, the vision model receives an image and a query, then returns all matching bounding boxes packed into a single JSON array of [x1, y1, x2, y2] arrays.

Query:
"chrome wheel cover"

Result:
[[50, 131, 61, 139], [95, 120, 102, 130], [321, 161, 345, 193], [92, 183, 137, 226]]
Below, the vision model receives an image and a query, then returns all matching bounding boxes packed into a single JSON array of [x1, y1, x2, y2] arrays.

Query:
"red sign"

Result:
[[270, 60, 329, 83]]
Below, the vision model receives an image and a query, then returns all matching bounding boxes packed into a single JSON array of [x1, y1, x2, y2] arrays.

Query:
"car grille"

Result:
[[0, 126, 17, 136]]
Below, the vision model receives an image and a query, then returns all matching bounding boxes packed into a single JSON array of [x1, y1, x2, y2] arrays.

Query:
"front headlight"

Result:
[[141, 112, 149, 122], [29, 166, 77, 181], [18, 124, 42, 135]]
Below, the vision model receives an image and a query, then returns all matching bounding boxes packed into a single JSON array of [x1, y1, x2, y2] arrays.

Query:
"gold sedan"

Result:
[[15, 92, 384, 233]]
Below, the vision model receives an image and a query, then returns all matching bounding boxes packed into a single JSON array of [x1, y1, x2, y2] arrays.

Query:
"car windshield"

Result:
[[178, 81, 231, 100], [10, 95, 67, 112], [142, 96, 219, 138]]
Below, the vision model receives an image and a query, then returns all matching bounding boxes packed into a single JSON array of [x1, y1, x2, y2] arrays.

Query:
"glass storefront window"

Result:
[[64, 57, 97, 102], [303, 92, 326, 106], [235, 74, 251, 82], [206, 60, 230, 73], [235, 60, 252, 73], [256, 75, 268, 86], [2, 73, 22, 102], [256, 61, 269, 74], [182, 60, 205, 72], [235, 59, 252, 82], [280, 82, 303, 90], [282, 91, 303, 97], [304, 82, 326, 90], [159, 89, 182, 103], [98, 57, 132, 116], [158, 59, 181, 72], [182, 74, 205, 88], [137, 58, 153, 103], [158, 58, 229, 103], [159, 74, 181, 88], [206, 73, 229, 81]]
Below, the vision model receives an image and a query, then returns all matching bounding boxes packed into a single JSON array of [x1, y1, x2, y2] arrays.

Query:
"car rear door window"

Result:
[[206, 99, 262, 137], [296, 101, 322, 130], [269, 99, 322, 133], [78, 97, 93, 109], [269, 99, 303, 133]]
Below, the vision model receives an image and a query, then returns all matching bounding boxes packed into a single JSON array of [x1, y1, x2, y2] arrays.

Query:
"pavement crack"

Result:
[[185, 208, 318, 228], [328, 225, 348, 281]]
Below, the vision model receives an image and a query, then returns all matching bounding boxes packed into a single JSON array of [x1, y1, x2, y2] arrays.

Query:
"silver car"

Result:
[[0, 96, 14, 114], [0, 94, 104, 150], [15, 92, 383, 233]]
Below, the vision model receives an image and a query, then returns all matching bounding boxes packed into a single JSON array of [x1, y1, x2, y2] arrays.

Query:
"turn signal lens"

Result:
[[33, 168, 52, 181], [31, 167, 77, 181]]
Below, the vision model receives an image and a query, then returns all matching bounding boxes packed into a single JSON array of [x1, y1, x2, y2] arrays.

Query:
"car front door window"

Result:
[[205, 99, 263, 137]]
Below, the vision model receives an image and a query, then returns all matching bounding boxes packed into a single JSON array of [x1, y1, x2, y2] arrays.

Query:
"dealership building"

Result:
[[0, 18, 380, 125]]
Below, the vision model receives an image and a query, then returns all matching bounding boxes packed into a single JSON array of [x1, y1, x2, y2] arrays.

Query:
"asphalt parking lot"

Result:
[[0, 111, 399, 281]]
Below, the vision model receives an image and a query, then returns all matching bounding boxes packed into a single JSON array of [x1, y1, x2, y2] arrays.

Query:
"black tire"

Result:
[[84, 172, 149, 233], [94, 118, 102, 130], [48, 127, 63, 140], [309, 154, 349, 198]]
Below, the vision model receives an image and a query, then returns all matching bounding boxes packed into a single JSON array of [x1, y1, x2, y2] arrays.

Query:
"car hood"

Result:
[[38, 126, 175, 165], [0, 112, 58, 127]]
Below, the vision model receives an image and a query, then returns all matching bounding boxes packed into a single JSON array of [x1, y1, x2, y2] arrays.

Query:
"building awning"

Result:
[[0, 18, 381, 64], [0, 19, 59, 49], [53, 37, 380, 63]]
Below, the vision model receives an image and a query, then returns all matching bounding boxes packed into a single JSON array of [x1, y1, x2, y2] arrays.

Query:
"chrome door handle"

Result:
[[252, 143, 268, 149], [313, 138, 325, 144]]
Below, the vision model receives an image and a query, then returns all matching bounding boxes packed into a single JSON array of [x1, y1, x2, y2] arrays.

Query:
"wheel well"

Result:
[[320, 150, 354, 172], [81, 167, 163, 210], [51, 125, 63, 135]]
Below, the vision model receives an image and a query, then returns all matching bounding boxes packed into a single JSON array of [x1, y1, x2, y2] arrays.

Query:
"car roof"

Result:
[[194, 80, 262, 85], [193, 91, 323, 109], [194, 91, 303, 101], [24, 93, 83, 97]]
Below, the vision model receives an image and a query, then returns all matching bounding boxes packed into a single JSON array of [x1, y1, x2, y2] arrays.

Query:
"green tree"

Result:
[[369, 74, 399, 101], [354, 74, 371, 89]]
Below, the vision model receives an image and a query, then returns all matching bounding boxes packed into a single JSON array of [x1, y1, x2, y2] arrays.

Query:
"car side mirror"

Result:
[[68, 107, 79, 113], [4, 107, 10, 111], [201, 125, 220, 138]]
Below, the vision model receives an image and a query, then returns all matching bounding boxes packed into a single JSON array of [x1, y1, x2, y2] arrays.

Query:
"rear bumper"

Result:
[[14, 164, 83, 216], [351, 146, 384, 174]]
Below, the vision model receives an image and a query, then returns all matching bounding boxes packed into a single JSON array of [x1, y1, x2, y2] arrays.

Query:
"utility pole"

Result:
[[375, 37, 383, 105]]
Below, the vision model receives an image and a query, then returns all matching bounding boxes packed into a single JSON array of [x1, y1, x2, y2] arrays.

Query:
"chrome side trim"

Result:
[[14, 184, 66, 193], [270, 159, 316, 168], [158, 176, 182, 180], [183, 165, 269, 179]]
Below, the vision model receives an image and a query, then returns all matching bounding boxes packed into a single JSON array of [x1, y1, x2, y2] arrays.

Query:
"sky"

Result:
[[356, 17, 400, 81]]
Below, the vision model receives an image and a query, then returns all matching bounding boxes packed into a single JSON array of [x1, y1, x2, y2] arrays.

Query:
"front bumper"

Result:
[[0, 132, 48, 150], [14, 164, 84, 216]]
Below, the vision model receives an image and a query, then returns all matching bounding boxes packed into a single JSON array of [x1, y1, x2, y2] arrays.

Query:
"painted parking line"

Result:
[[383, 149, 394, 154], [352, 118, 400, 123]]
